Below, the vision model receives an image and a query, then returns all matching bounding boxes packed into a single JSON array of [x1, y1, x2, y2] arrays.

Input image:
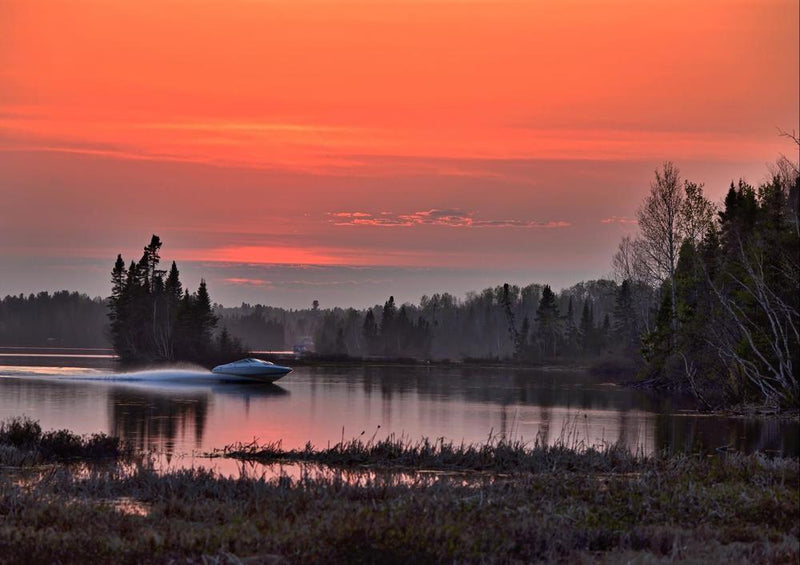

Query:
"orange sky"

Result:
[[0, 0, 798, 306]]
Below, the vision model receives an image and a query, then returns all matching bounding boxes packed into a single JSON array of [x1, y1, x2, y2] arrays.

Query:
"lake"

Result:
[[0, 349, 797, 474]]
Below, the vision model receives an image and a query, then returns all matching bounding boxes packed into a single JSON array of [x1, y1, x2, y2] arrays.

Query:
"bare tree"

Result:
[[637, 161, 684, 325], [768, 149, 799, 239], [708, 241, 799, 407], [681, 181, 716, 246], [612, 235, 655, 286], [611, 235, 656, 334]]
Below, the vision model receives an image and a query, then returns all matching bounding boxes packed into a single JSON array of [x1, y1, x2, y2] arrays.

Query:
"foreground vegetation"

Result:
[[0, 416, 126, 466], [1, 419, 797, 564]]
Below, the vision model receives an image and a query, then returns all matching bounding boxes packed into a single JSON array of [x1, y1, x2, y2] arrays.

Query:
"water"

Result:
[[0, 350, 797, 475]]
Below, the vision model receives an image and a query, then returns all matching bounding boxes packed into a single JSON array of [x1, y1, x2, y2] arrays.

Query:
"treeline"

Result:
[[0, 291, 108, 347], [3, 154, 796, 411], [612, 157, 799, 409], [108, 235, 245, 365], [215, 279, 648, 364], [214, 155, 798, 411], [214, 304, 286, 351]]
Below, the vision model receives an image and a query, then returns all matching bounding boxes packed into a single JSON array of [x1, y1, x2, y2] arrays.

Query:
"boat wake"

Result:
[[0, 364, 265, 385]]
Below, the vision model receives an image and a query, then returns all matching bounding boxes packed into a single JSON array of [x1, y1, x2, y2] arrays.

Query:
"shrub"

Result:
[[0, 416, 42, 448], [40, 429, 84, 460]]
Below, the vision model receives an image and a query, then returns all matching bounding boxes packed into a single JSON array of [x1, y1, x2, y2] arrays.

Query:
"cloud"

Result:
[[223, 277, 272, 287], [328, 212, 372, 218], [329, 209, 570, 229], [600, 216, 638, 225]]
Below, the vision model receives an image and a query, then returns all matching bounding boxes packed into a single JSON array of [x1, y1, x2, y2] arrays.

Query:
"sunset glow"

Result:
[[1, 0, 797, 306]]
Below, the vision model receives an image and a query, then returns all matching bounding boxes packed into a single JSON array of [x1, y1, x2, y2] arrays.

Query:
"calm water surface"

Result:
[[0, 350, 797, 475]]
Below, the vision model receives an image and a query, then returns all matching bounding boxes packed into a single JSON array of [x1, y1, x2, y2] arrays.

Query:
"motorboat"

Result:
[[211, 358, 292, 383]]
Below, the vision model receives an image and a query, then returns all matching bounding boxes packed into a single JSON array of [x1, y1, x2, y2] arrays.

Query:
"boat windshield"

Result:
[[241, 358, 274, 365]]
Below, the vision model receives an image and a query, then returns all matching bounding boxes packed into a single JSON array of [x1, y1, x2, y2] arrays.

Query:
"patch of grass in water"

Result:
[[0, 416, 128, 465], [213, 428, 646, 474]]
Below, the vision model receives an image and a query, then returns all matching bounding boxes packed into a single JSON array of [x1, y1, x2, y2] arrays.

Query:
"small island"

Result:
[[108, 235, 246, 366]]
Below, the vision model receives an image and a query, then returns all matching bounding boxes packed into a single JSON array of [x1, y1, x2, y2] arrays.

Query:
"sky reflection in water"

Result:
[[0, 359, 797, 478]]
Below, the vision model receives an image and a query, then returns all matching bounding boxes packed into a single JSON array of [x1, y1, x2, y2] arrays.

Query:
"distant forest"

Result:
[[1, 154, 797, 408], [0, 291, 108, 347], [216, 279, 633, 363]]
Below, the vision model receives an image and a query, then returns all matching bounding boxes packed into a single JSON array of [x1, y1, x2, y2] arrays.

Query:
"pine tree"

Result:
[[381, 296, 397, 356], [564, 296, 579, 355], [501, 283, 520, 356], [165, 261, 182, 303], [641, 285, 674, 377], [193, 279, 218, 355], [535, 285, 561, 358], [362, 309, 378, 355], [517, 316, 530, 360], [600, 313, 610, 351], [580, 299, 595, 354], [613, 280, 638, 355], [108, 255, 127, 353], [174, 289, 194, 359], [137, 235, 163, 292]]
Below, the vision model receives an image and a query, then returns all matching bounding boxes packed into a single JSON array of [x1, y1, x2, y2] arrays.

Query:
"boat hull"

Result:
[[212, 370, 290, 383], [211, 359, 292, 383]]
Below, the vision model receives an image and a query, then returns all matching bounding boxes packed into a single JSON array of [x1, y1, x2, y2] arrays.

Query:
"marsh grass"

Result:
[[0, 416, 127, 465], [213, 422, 644, 474], [0, 418, 798, 564]]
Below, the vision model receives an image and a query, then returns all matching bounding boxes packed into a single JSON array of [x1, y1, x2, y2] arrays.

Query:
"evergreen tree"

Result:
[[517, 316, 530, 360], [174, 290, 194, 359], [316, 312, 342, 355], [563, 296, 579, 355], [397, 305, 411, 354], [600, 313, 611, 351], [165, 262, 182, 304], [413, 316, 433, 359], [335, 328, 347, 356], [108, 255, 127, 348], [501, 283, 520, 357], [362, 309, 378, 355], [535, 285, 561, 358], [613, 280, 638, 355], [193, 279, 218, 354], [137, 235, 163, 292], [580, 299, 595, 354], [641, 285, 674, 377], [380, 296, 397, 356], [108, 236, 229, 365]]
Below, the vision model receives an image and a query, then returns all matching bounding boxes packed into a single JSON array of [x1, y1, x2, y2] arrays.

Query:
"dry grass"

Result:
[[213, 430, 645, 474], [1, 418, 798, 564], [0, 416, 127, 466]]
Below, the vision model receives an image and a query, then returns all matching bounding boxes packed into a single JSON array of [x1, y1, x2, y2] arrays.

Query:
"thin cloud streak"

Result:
[[329, 209, 570, 229], [0, 109, 791, 177], [601, 216, 639, 225]]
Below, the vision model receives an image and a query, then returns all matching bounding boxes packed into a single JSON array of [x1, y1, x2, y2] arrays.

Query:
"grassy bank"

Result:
[[1, 420, 798, 564]]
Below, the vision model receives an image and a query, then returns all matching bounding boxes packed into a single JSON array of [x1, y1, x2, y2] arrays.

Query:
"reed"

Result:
[[213, 422, 644, 474]]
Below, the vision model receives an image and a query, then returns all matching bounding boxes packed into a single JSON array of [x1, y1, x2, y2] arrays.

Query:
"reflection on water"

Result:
[[0, 360, 797, 471], [110, 388, 208, 454], [108, 383, 289, 455]]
